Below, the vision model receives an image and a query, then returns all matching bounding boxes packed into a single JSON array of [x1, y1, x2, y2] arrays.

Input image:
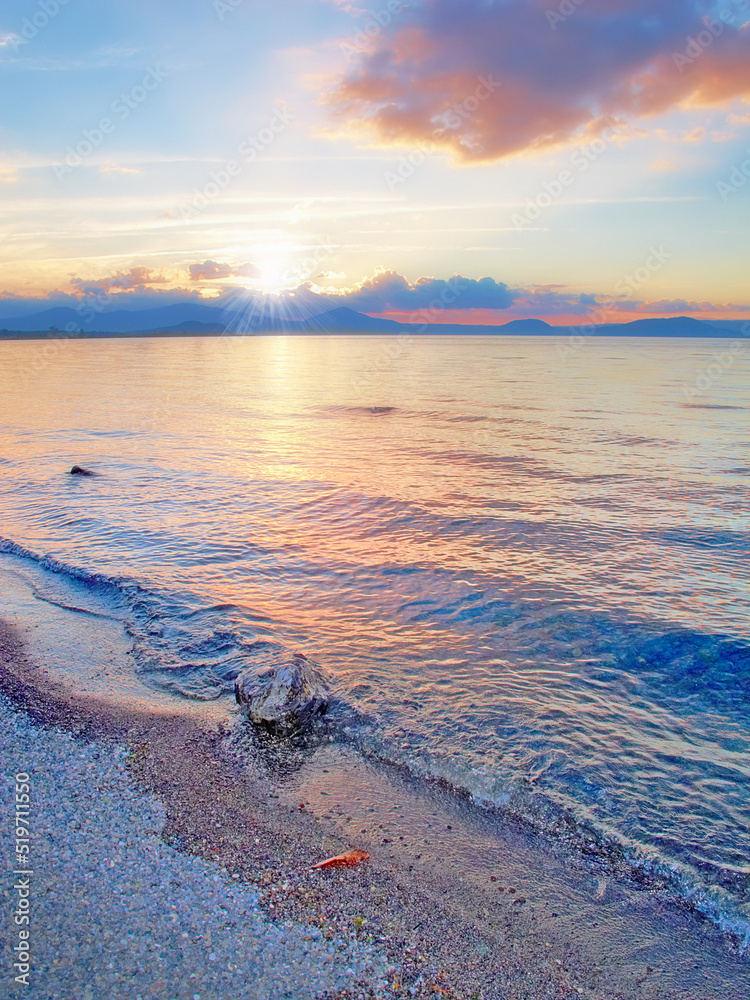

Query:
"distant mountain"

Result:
[[703, 319, 750, 334], [147, 320, 226, 335], [588, 316, 730, 338], [0, 306, 741, 339], [408, 318, 555, 335], [304, 306, 405, 332], [2, 303, 226, 334], [222, 306, 405, 334], [498, 318, 554, 334], [1, 303, 406, 335]]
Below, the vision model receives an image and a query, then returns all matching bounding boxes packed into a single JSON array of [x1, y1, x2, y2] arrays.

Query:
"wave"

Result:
[[681, 404, 747, 411], [316, 405, 399, 416], [4, 534, 749, 717], [1, 534, 748, 952], [0, 537, 133, 603], [340, 727, 750, 954], [0, 536, 284, 701]]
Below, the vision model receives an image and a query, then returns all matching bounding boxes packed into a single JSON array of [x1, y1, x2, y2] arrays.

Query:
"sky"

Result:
[[1, 0, 749, 326]]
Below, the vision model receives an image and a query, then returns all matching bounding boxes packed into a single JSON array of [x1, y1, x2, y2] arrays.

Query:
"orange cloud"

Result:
[[323, 0, 750, 162], [189, 261, 261, 281], [70, 267, 170, 294]]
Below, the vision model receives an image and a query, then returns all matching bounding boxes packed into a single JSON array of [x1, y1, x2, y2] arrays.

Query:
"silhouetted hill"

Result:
[[588, 316, 728, 337], [0, 306, 740, 339], [305, 307, 404, 331], [3, 304, 226, 334]]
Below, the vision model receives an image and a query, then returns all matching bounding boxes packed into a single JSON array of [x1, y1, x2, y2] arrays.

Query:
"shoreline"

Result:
[[2, 617, 749, 999], [0, 618, 583, 1000], [0, 680, 390, 999], [0, 331, 744, 341]]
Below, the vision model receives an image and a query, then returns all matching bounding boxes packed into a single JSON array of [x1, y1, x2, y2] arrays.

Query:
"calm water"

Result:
[[1, 334, 749, 944]]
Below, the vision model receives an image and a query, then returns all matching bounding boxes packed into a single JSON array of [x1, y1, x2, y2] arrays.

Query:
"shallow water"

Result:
[[1, 333, 749, 945]]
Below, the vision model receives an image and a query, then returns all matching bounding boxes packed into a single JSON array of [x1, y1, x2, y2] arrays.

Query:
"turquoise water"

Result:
[[1, 333, 749, 945]]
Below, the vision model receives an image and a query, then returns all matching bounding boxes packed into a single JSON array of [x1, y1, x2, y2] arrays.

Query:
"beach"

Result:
[[1, 334, 749, 998], [0, 677, 390, 1000], [2, 605, 748, 1000], [0, 615, 582, 1000]]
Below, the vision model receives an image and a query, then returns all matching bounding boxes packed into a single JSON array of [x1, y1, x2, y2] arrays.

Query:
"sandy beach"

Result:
[[0, 617, 580, 1000], [2, 612, 748, 1000]]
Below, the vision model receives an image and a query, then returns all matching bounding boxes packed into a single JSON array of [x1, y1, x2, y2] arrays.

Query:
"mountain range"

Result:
[[0, 303, 746, 338]]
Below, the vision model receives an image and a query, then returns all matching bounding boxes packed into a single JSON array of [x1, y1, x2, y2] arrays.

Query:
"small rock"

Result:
[[235, 653, 331, 734], [70, 465, 94, 476]]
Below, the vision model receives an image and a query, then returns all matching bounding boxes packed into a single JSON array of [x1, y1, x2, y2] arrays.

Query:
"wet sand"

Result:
[[1, 617, 748, 1000]]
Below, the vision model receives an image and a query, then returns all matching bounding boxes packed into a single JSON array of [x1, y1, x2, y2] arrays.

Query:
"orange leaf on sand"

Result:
[[310, 849, 370, 871]]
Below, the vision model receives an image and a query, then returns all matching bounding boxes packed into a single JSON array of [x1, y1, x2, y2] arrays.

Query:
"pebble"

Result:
[[0, 696, 391, 999]]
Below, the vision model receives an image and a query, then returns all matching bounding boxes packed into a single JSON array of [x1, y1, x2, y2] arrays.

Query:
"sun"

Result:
[[255, 259, 295, 296], [219, 248, 334, 333]]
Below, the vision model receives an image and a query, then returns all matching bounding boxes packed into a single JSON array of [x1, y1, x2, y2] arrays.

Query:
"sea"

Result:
[[1, 332, 749, 952]]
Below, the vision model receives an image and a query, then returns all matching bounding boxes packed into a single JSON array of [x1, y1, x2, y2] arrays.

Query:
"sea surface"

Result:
[[1, 333, 749, 947]]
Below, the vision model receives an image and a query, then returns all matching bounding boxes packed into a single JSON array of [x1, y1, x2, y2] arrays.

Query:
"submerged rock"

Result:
[[69, 465, 94, 476], [234, 653, 331, 734]]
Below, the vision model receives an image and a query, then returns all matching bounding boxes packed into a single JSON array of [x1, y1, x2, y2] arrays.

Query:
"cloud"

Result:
[[607, 297, 750, 314], [54, 268, 747, 320], [189, 260, 261, 281], [335, 268, 515, 311], [683, 126, 706, 143], [70, 267, 170, 295], [506, 287, 602, 317], [288, 278, 750, 324], [2, 272, 748, 325], [99, 163, 141, 175], [324, 0, 750, 161], [506, 287, 750, 320]]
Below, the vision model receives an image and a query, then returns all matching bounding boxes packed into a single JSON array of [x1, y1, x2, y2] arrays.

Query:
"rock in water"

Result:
[[234, 654, 331, 734], [69, 465, 94, 476]]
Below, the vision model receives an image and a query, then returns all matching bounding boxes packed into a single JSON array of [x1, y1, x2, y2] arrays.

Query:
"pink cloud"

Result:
[[324, 0, 750, 161]]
